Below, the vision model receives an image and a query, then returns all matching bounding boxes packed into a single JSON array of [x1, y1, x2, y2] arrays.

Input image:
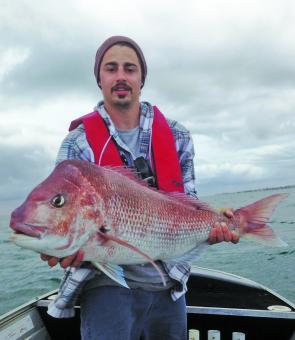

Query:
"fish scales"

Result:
[[10, 159, 287, 274], [104, 180, 213, 260]]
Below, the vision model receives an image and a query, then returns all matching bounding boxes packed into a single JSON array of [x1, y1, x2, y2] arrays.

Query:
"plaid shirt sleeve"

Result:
[[168, 118, 197, 198], [56, 125, 95, 164], [163, 118, 198, 300]]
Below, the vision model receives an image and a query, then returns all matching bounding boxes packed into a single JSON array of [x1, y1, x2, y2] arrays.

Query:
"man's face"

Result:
[[99, 44, 142, 109]]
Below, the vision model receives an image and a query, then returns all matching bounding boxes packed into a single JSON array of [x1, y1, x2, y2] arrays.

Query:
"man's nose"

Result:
[[116, 66, 127, 81]]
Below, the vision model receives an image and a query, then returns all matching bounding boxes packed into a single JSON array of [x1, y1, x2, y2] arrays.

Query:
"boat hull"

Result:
[[1, 268, 294, 340]]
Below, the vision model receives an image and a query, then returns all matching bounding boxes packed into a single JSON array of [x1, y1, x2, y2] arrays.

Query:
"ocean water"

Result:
[[1, 187, 294, 316]]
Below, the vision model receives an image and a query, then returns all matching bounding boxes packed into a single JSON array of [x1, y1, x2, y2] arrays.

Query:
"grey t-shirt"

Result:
[[84, 126, 174, 291], [117, 126, 141, 159]]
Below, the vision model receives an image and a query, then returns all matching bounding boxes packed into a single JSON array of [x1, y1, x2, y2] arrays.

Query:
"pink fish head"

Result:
[[10, 161, 105, 257]]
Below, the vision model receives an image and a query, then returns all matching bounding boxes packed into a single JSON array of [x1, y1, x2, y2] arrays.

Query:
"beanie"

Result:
[[94, 36, 147, 87]]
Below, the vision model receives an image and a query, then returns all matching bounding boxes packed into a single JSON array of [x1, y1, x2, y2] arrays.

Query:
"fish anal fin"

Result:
[[91, 262, 129, 288]]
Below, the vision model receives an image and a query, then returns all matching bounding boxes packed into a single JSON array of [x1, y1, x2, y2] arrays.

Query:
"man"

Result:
[[42, 36, 239, 339]]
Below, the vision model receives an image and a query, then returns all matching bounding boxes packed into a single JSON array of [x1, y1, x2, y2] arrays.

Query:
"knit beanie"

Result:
[[94, 36, 147, 87]]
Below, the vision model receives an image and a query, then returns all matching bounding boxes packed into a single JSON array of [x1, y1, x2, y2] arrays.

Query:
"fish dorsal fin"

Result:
[[163, 192, 217, 212], [103, 166, 150, 188], [104, 166, 216, 212]]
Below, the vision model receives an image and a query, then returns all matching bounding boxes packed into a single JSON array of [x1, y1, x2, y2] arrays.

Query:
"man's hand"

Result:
[[208, 208, 240, 244], [40, 250, 85, 268]]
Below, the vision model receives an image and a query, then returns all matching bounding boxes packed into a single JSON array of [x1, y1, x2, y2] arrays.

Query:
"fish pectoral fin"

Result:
[[91, 262, 130, 288], [97, 231, 167, 287]]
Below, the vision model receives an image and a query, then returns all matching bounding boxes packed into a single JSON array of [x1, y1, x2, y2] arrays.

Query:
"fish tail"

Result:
[[234, 193, 288, 246]]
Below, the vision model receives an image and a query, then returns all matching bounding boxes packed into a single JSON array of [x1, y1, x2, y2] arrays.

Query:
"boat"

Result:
[[0, 267, 294, 340]]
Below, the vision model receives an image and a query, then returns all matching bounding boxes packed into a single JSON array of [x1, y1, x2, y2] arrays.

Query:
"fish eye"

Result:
[[51, 194, 65, 208]]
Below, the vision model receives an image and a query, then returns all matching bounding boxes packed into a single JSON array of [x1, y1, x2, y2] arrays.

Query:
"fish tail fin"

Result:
[[234, 193, 288, 247]]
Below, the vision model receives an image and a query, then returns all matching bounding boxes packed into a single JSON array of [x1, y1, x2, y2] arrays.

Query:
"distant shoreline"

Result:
[[235, 184, 295, 194], [1, 184, 294, 216], [201, 184, 295, 198]]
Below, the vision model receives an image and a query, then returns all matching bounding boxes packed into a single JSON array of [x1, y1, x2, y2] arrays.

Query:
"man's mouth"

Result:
[[112, 84, 131, 96]]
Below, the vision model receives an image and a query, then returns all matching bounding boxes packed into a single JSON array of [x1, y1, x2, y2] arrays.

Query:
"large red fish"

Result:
[[10, 160, 287, 285]]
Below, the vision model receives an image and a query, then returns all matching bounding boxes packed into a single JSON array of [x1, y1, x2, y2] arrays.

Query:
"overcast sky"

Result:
[[1, 0, 295, 212]]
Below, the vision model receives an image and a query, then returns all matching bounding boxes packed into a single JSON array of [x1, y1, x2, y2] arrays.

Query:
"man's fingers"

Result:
[[209, 222, 240, 244], [40, 254, 51, 261], [59, 251, 85, 268], [231, 231, 240, 244], [71, 250, 85, 267], [208, 225, 218, 244], [221, 223, 231, 242], [48, 257, 59, 267], [219, 208, 234, 218], [40, 254, 59, 267], [213, 222, 227, 243], [60, 253, 77, 268], [40, 251, 84, 269], [216, 226, 224, 242], [224, 209, 234, 218]]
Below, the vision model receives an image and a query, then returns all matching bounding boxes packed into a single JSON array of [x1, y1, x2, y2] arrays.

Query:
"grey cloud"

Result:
[[2, 1, 295, 112], [1, 44, 98, 107], [197, 161, 294, 196], [0, 2, 102, 107], [195, 137, 295, 196], [1, 0, 295, 198], [0, 143, 54, 201], [144, 29, 295, 137]]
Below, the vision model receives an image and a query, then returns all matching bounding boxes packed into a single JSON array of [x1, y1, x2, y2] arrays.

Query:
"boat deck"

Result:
[[1, 268, 294, 339]]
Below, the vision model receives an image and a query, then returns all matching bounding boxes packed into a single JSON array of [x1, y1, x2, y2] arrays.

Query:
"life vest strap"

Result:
[[69, 107, 184, 192], [152, 106, 184, 192]]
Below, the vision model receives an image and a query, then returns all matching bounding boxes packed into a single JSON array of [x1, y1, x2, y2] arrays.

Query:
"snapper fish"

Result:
[[10, 160, 287, 287]]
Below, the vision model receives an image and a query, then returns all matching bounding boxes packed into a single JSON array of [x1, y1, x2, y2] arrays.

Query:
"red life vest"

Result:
[[69, 106, 184, 193]]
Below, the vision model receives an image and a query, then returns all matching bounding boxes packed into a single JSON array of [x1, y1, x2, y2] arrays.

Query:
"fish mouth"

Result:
[[10, 222, 47, 238]]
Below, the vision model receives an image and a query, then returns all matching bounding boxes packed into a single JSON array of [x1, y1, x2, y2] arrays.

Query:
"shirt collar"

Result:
[[93, 101, 155, 159]]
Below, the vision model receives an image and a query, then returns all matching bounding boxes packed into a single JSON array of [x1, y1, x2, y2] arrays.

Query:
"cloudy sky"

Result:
[[1, 0, 295, 212]]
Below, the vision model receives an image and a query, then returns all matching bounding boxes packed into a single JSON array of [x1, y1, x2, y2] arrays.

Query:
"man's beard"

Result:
[[111, 83, 133, 110], [113, 98, 131, 110]]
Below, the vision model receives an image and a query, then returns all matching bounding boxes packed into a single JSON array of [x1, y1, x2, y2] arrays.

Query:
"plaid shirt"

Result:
[[48, 101, 197, 318]]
